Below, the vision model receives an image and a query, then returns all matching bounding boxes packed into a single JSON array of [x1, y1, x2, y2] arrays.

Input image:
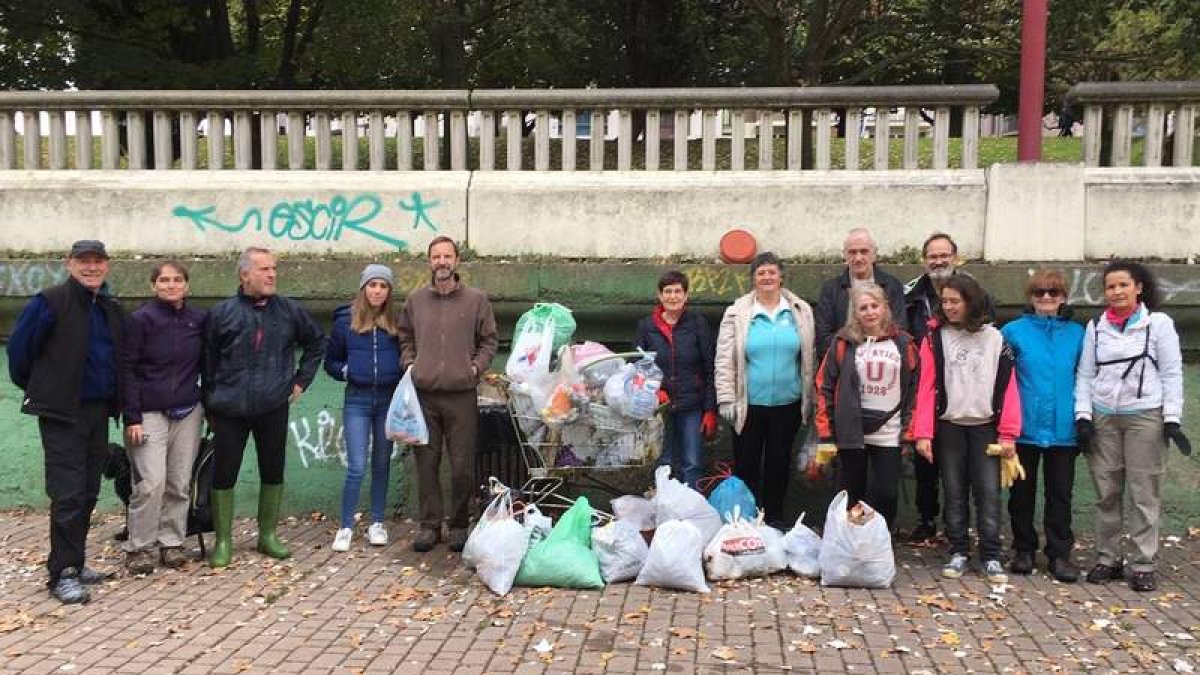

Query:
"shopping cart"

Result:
[[502, 351, 664, 518]]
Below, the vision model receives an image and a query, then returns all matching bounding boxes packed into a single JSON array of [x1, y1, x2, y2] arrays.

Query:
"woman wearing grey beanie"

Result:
[[324, 264, 403, 551]]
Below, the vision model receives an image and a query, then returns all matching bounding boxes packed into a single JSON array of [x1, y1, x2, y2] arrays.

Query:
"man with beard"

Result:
[[903, 232, 996, 541], [399, 236, 498, 552]]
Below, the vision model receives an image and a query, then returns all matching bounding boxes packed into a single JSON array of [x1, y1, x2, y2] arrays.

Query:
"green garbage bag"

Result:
[[513, 496, 605, 589], [513, 303, 576, 354]]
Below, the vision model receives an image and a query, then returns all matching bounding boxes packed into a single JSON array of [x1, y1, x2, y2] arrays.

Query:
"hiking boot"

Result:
[[77, 566, 113, 585], [1009, 551, 1035, 575], [256, 483, 291, 560], [909, 520, 937, 542], [50, 568, 90, 605], [942, 553, 969, 579], [413, 527, 439, 552], [1129, 571, 1157, 592], [125, 549, 156, 575], [447, 528, 468, 553], [1048, 557, 1079, 583], [983, 560, 1009, 584], [160, 547, 189, 569], [332, 528, 353, 552], [1086, 561, 1124, 584], [367, 522, 388, 546]]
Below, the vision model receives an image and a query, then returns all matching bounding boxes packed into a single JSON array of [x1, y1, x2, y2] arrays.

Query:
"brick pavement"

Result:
[[3, 510, 1200, 674]]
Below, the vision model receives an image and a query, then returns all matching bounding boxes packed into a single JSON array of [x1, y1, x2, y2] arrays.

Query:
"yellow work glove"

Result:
[[999, 454, 1026, 489]]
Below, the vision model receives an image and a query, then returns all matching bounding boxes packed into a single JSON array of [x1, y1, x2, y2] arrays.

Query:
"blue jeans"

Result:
[[660, 408, 704, 489], [937, 420, 1002, 562], [340, 385, 394, 527]]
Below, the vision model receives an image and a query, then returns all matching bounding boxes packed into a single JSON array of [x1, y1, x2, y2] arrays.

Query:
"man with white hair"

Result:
[[814, 227, 907, 359]]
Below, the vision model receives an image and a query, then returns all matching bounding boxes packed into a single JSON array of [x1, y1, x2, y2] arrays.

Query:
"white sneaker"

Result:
[[332, 528, 353, 552], [367, 522, 388, 546]]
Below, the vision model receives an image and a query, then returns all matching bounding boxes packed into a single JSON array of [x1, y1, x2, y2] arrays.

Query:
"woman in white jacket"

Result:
[[714, 252, 815, 527], [1075, 261, 1189, 592]]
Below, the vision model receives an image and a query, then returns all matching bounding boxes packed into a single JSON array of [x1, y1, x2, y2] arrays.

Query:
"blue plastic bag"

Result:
[[708, 476, 758, 524]]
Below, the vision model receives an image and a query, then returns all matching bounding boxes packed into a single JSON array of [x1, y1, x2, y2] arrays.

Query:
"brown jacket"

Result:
[[398, 280, 498, 392]]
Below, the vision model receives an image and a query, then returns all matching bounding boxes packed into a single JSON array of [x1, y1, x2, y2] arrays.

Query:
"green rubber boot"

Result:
[[256, 483, 291, 560], [208, 488, 235, 568]]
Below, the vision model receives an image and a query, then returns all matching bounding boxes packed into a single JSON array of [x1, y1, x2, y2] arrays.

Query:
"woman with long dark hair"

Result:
[[1075, 261, 1188, 592]]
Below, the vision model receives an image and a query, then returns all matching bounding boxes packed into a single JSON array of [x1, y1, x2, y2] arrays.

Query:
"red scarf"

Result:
[[652, 305, 678, 344], [1105, 304, 1137, 327]]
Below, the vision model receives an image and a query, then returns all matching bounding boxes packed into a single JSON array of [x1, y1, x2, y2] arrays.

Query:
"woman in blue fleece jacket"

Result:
[[325, 264, 403, 552]]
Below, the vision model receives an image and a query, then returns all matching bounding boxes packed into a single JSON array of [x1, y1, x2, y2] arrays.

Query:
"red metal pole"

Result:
[[1017, 0, 1049, 161]]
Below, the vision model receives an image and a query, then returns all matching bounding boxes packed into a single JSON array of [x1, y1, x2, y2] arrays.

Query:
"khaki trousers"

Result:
[[123, 406, 203, 552], [1088, 409, 1165, 573], [414, 389, 478, 530]]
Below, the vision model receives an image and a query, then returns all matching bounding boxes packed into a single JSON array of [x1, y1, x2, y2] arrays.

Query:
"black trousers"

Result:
[[839, 445, 902, 529], [913, 449, 940, 524], [733, 403, 801, 524], [212, 404, 289, 490], [1008, 443, 1077, 559], [39, 401, 110, 584]]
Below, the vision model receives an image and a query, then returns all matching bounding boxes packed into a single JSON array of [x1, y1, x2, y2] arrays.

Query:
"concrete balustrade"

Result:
[[0, 86, 999, 172], [1067, 81, 1200, 167]]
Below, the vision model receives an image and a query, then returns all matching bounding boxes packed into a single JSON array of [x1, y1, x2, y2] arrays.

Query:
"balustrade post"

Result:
[[534, 110, 550, 171], [48, 111, 67, 170], [673, 109, 688, 171], [589, 110, 605, 171], [506, 110, 522, 171], [341, 111, 358, 170], [287, 112, 306, 169], [206, 111, 224, 170], [178, 111, 196, 169], [23, 111, 41, 170], [1174, 105, 1196, 167], [814, 108, 832, 170], [902, 107, 920, 169], [730, 110, 745, 171], [644, 109, 660, 171], [844, 109, 861, 170], [369, 110, 386, 170], [102, 111, 120, 169], [153, 110, 174, 169], [75, 111, 94, 169], [561, 110, 577, 171], [0, 111, 15, 169], [617, 109, 633, 171]]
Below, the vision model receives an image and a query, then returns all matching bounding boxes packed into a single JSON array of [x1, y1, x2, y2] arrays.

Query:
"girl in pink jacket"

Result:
[[912, 274, 1021, 584]]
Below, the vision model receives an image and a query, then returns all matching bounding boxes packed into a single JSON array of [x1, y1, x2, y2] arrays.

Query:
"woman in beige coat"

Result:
[[714, 252, 816, 527]]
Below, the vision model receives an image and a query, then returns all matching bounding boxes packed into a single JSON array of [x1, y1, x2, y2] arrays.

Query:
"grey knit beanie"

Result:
[[359, 264, 394, 289]]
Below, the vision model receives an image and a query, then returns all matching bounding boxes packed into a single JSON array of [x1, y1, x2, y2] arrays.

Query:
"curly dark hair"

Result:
[[936, 273, 989, 332], [657, 270, 689, 292], [1102, 260, 1161, 310]]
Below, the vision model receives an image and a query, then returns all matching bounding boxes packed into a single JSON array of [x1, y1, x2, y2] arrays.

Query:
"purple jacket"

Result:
[[121, 299, 206, 426]]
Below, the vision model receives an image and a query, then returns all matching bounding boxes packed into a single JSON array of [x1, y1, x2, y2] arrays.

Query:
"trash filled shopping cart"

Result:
[[500, 351, 665, 518]]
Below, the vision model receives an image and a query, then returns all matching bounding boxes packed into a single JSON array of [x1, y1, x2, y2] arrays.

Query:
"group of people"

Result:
[[640, 229, 1187, 592], [7, 230, 1188, 605], [8, 236, 495, 604]]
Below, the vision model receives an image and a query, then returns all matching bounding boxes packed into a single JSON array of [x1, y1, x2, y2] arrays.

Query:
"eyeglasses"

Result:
[[1031, 288, 1063, 298]]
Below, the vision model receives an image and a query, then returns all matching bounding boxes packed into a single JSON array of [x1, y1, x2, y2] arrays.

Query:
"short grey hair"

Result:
[[238, 246, 272, 274], [843, 227, 877, 251]]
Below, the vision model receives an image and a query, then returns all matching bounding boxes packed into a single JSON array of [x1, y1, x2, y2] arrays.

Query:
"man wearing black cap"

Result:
[[8, 240, 124, 604]]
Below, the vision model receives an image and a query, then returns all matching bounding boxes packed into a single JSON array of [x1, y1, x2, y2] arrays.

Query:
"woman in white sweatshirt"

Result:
[[1075, 261, 1188, 593]]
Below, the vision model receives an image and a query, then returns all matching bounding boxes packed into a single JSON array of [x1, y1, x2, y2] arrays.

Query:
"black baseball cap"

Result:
[[69, 240, 109, 259]]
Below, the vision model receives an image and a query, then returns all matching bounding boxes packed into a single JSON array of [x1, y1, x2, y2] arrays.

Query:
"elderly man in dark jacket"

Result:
[[7, 240, 123, 604], [202, 247, 324, 568], [814, 228, 907, 360], [635, 270, 717, 489]]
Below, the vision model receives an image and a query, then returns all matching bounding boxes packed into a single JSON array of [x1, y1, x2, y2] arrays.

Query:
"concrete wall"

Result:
[[1, 164, 1197, 261]]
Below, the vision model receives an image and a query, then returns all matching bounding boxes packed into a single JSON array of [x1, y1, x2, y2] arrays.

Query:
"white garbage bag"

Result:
[[783, 512, 822, 578], [653, 466, 722, 547], [463, 487, 515, 570], [385, 367, 429, 445], [818, 491, 896, 588], [592, 521, 649, 583], [703, 507, 771, 580], [756, 517, 788, 574], [473, 519, 530, 596], [634, 519, 710, 593], [611, 495, 656, 531]]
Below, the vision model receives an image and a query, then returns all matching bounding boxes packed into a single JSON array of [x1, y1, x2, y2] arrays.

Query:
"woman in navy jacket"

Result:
[[325, 265, 403, 552], [634, 270, 717, 489], [1000, 268, 1085, 582]]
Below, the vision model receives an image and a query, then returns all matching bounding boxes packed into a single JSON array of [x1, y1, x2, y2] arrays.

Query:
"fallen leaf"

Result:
[[712, 646, 738, 661], [941, 632, 961, 647], [917, 594, 956, 612], [670, 627, 697, 639]]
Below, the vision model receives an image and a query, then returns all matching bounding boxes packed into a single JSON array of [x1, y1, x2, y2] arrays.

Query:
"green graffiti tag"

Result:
[[398, 192, 441, 231], [171, 193, 424, 250]]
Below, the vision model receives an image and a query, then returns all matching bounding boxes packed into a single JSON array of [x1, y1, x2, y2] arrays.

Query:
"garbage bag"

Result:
[[506, 315, 555, 384], [756, 517, 788, 574], [514, 497, 605, 589], [818, 491, 896, 588], [473, 519, 529, 596], [621, 354, 663, 420], [634, 519, 710, 593], [573, 341, 620, 388], [783, 512, 822, 578], [703, 507, 772, 580], [707, 476, 758, 525], [523, 504, 553, 545], [653, 466, 722, 547], [592, 520, 649, 583], [539, 345, 587, 426], [385, 367, 429, 445], [611, 495, 656, 531], [463, 487, 514, 570], [513, 303, 576, 355], [603, 364, 635, 413]]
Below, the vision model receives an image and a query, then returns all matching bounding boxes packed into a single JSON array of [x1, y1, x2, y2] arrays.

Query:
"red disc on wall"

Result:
[[719, 229, 757, 264]]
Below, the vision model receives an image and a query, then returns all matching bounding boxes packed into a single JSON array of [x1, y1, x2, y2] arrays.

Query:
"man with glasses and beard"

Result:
[[399, 236, 498, 553], [903, 232, 995, 542]]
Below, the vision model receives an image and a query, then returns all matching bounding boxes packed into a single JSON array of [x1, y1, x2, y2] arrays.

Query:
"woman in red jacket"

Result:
[[912, 274, 1021, 584], [814, 284, 919, 529]]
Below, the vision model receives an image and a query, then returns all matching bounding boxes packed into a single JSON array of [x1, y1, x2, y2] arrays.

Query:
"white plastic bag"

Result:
[[385, 367, 429, 445], [592, 521, 649, 583], [506, 315, 554, 384], [634, 519, 710, 593], [603, 364, 635, 413], [611, 495, 656, 531], [463, 486, 515, 570], [703, 507, 771, 580], [756, 517, 788, 574], [783, 512, 822, 578], [522, 505, 553, 545], [818, 491, 896, 588], [474, 519, 530, 596], [653, 466, 722, 547]]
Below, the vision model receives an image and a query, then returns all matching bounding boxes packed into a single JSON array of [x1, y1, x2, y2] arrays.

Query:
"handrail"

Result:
[[1064, 80, 1199, 167]]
